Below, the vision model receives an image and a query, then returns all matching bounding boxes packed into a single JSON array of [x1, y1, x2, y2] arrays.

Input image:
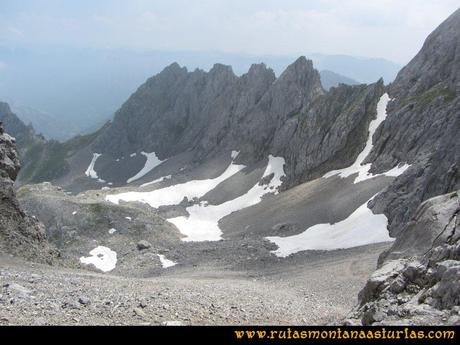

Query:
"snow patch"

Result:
[[127, 152, 164, 184], [140, 175, 172, 188], [85, 153, 105, 183], [72, 211, 77, 215], [168, 155, 286, 242], [158, 254, 177, 268], [130, 153, 137, 157], [125, 217, 132, 221], [323, 94, 410, 183], [106, 151, 244, 208], [108, 228, 117, 234], [266, 196, 394, 257], [80, 246, 117, 272]]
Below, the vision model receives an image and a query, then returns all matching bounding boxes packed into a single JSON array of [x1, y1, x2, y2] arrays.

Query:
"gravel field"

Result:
[[0, 242, 390, 325]]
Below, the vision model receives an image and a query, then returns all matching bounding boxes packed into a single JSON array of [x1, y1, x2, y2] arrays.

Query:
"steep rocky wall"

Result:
[[0, 123, 57, 263]]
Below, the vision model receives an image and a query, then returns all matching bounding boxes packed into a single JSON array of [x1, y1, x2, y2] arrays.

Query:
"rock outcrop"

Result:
[[0, 123, 57, 262], [346, 191, 459, 325], [368, 8, 460, 237]]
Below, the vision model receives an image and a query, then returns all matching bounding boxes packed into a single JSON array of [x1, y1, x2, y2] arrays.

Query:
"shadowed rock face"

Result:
[[367, 8, 460, 237], [0, 124, 57, 263]]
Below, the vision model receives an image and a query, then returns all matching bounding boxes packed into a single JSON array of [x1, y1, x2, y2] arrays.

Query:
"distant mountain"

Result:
[[0, 102, 36, 148], [0, 47, 400, 140], [319, 70, 359, 90], [0, 102, 99, 184], [310, 53, 400, 84], [7, 101, 80, 141]]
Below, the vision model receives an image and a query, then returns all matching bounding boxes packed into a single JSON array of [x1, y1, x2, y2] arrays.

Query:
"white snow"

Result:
[[108, 228, 117, 234], [140, 175, 172, 188], [157, 254, 177, 268], [266, 196, 394, 257], [130, 153, 137, 157], [79, 246, 117, 272], [168, 155, 286, 242], [106, 151, 244, 208], [125, 217, 132, 221], [380, 163, 411, 177], [127, 152, 164, 184], [72, 211, 77, 215], [323, 94, 410, 183], [85, 153, 105, 183]]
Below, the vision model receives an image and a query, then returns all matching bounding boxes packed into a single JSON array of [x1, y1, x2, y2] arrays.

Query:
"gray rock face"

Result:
[[379, 192, 460, 263], [92, 57, 385, 189], [367, 8, 460, 237], [347, 191, 460, 325], [0, 124, 56, 263]]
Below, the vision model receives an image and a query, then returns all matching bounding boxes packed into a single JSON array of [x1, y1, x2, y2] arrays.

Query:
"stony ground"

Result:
[[0, 242, 390, 325]]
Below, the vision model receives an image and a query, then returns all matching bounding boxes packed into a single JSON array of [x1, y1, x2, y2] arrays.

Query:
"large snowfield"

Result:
[[168, 155, 286, 241]]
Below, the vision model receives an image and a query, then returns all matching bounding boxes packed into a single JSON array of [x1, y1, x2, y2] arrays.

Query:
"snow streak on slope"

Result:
[[85, 153, 105, 183], [140, 175, 172, 188], [106, 151, 244, 208], [266, 196, 394, 257], [169, 155, 286, 242], [323, 94, 410, 183], [127, 152, 164, 184], [80, 246, 117, 272], [158, 254, 177, 268]]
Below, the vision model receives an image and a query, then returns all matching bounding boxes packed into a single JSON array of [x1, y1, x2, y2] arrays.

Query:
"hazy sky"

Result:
[[1, 0, 459, 63]]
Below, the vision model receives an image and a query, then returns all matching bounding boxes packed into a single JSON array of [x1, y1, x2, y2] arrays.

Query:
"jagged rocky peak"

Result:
[[275, 56, 324, 98], [160, 61, 188, 76], [247, 62, 273, 76], [209, 63, 235, 76], [243, 63, 276, 86], [391, 8, 460, 98], [258, 56, 325, 122]]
